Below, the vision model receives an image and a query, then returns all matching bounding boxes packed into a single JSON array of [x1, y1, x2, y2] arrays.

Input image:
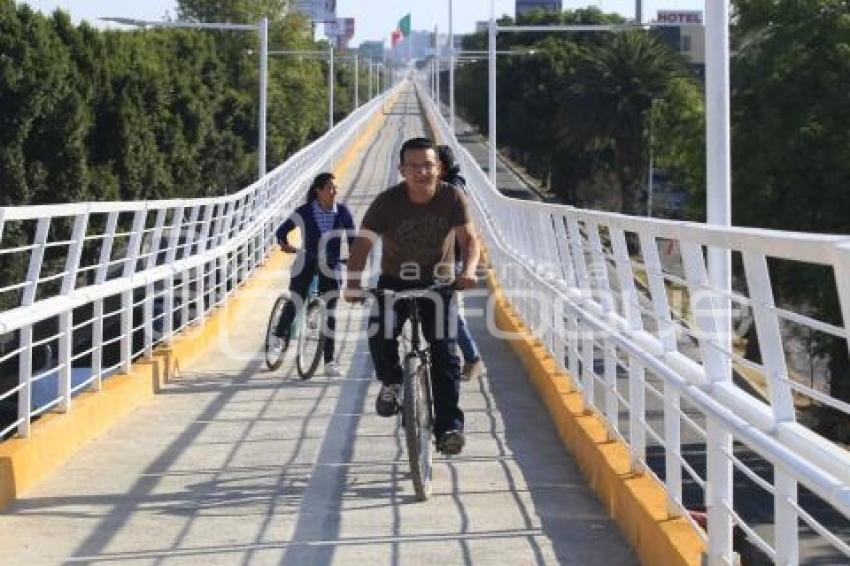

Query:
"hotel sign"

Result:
[[656, 10, 703, 25]]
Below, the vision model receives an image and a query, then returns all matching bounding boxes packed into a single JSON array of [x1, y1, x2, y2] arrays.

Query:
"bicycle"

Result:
[[371, 283, 455, 501], [265, 258, 344, 379]]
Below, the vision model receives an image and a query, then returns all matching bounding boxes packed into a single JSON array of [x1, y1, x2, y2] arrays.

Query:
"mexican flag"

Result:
[[392, 13, 410, 46]]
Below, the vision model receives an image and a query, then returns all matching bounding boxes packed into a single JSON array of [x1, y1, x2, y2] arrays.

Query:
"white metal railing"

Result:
[[420, 85, 850, 564], [0, 87, 397, 440]]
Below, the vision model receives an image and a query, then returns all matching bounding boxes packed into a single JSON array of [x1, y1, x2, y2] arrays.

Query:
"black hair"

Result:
[[399, 137, 434, 164], [305, 172, 335, 204], [436, 144, 462, 184]]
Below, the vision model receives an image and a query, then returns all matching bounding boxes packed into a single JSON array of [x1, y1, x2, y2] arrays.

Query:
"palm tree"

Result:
[[557, 31, 688, 216]]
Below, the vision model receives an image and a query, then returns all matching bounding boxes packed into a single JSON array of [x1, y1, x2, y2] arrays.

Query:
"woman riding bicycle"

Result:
[[272, 172, 355, 377]]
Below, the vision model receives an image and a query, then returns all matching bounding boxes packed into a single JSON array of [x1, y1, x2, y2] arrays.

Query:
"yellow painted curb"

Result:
[[487, 272, 706, 566], [0, 105, 391, 510], [0, 250, 289, 510]]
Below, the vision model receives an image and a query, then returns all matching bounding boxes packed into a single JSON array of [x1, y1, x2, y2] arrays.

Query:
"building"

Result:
[[359, 40, 385, 62], [515, 0, 563, 17], [652, 10, 705, 79], [325, 17, 354, 50]]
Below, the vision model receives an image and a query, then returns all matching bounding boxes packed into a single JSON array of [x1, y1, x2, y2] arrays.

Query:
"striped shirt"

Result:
[[311, 200, 338, 234]]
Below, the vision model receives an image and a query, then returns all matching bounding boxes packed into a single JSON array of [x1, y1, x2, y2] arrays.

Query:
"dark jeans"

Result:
[[276, 257, 339, 363], [368, 275, 463, 436]]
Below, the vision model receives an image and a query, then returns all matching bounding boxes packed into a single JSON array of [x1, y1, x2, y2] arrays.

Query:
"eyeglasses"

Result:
[[402, 162, 438, 174]]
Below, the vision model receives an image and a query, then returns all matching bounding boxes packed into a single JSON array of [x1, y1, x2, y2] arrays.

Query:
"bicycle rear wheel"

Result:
[[296, 297, 325, 380], [265, 295, 289, 370], [403, 353, 434, 501]]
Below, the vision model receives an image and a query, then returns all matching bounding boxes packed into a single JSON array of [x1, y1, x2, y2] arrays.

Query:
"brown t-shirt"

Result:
[[362, 181, 471, 282]]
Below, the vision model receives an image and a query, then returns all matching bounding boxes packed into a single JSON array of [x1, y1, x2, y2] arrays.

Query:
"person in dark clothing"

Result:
[[346, 137, 481, 456], [437, 145, 486, 381], [273, 172, 356, 376]]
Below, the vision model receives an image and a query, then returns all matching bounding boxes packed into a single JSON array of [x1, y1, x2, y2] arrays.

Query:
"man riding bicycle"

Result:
[[272, 172, 355, 377], [346, 137, 481, 455]]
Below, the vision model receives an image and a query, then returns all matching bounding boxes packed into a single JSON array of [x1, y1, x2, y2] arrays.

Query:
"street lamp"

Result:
[[102, 17, 269, 179], [448, 0, 455, 134], [647, 98, 665, 217]]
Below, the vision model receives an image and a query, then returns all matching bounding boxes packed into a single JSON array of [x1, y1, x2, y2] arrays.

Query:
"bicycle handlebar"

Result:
[[368, 283, 457, 300]]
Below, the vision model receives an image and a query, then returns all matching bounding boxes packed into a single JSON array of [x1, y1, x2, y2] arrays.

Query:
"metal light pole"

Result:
[[449, 0, 455, 134], [647, 98, 665, 217], [488, 15, 497, 184], [435, 25, 440, 113], [102, 17, 269, 179], [354, 53, 359, 108], [636, 0, 643, 24], [328, 44, 335, 130], [704, 2, 735, 564], [258, 18, 268, 176], [648, 102, 654, 217], [368, 62, 373, 99]]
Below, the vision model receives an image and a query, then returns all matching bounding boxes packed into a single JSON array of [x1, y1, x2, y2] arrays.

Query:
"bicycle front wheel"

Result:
[[265, 295, 289, 371], [403, 353, 433, 501], [296, 297, 325, 380]]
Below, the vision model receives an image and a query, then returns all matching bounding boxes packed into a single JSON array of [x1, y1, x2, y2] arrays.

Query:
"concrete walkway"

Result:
[[0, 86, 637, 565]]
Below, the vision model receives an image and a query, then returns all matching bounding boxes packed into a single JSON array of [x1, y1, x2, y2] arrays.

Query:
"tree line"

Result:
[[451, 3, 850, 438], [453, 8, 705, 217], [0, 0, 370, 309], [0, 0, 367, 207]]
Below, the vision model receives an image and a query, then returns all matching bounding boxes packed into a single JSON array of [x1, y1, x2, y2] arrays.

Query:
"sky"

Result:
[[21, 1, 704, 46]]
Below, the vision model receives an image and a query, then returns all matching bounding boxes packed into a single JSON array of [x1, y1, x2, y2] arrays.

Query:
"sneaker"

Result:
[[461, 359, 486, 381], [325, 360, 342, 377], [375, 383, 402, 417], [438, 430, 465, 456]]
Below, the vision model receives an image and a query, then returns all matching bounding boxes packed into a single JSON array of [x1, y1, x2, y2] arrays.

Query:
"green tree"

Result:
[[729, 0, 850, 428], [177, 0, 289, 23], [558, 31, 690, 215]]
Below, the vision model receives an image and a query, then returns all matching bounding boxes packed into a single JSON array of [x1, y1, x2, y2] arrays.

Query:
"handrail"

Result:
[[417, 81, 850, 564], [0, 85, 400, 439]]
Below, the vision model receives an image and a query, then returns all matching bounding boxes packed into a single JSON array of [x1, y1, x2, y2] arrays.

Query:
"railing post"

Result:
[[208, 202, 227, 307], [681, 241, 734, 562], [639, 232, 681, 510], [581, 326, 595, 410], [93, 212, 119, 391], [706, 419, 734, 564], [586, 220, 617, 434], [195, 204, 215, 324], [181, 206, 201, 327], [741, 251, 800, 562], [162, 206, 184, 341], [565, 216, 590, 299], [17, 325, 33, 438], [22, 218, 50, 306], [121, 210, 147, 373], [612, 227, 647, 470], [551, 214, 577, 375], [58, 213, 89, 411], [18, 218, 50, 436], [143, 209, 167, 358]]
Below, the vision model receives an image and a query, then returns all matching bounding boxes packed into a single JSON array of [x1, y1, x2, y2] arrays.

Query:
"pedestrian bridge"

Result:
[[0, 81, 848, 566]]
